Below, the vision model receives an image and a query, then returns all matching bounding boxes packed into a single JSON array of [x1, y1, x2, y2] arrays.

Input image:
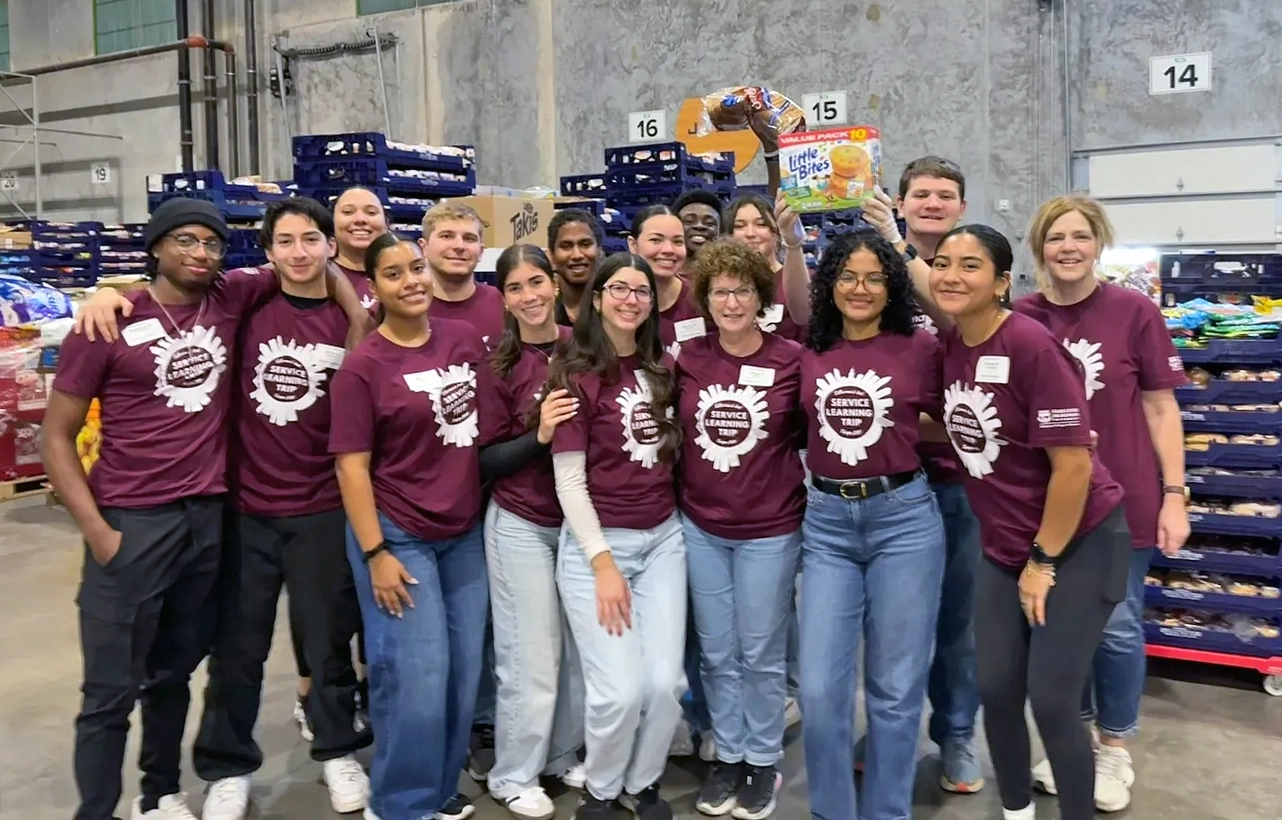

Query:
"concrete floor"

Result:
[[3, 495, 1281, 820]]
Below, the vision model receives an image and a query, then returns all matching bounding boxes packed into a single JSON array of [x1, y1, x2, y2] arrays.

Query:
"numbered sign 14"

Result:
[[802, 91, 849, 126], [628, 109, 668, 144], [1150, 52, 1212, 95]]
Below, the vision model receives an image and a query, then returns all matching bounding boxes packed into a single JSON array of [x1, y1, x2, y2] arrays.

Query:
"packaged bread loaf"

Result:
[[696, 86, 806, 151]]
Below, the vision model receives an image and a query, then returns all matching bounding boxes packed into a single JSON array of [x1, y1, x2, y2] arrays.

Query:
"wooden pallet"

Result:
[[0, 475, 49, 502]]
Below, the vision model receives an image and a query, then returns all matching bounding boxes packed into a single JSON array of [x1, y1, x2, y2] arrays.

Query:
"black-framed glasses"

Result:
[[601, 282, 653, 303], [169, 232, 226, 258]]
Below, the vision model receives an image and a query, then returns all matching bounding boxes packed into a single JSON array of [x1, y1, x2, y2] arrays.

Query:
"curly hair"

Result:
[[543, 252, 681, 462], [690, 237, 775, 322], [807, 229, 919, 352]]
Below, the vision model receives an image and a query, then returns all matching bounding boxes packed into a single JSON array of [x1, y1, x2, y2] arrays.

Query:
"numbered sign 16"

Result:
[[628, 109, 668, 144], [802, 91, 849, 126], [1149, 52, 1212, 95]]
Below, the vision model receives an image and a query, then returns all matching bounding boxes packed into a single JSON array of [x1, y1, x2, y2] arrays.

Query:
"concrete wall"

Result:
[[2, 0, 1279, 241]]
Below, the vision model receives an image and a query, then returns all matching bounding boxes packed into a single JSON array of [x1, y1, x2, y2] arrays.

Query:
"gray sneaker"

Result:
[[939, 738, 985, 793]]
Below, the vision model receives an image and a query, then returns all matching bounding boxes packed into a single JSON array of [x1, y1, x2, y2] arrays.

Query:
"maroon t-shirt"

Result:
[[53, 269, 278, 508], [551, 354, 678, 529], [759, 269, 807, 343], [233, 294, 349, 517], [802, 330, 942, 481], [429, 282, 506, 353], [675, 333, 805, 539], [337, 262, 376, 313], [490, 328, 573, 528], [658, 277, 710, 358], [913, 311, 964, 484], [1014, 285, 1185, 547], [328, 319, 506, 541], [940, 311, 1125, 570]]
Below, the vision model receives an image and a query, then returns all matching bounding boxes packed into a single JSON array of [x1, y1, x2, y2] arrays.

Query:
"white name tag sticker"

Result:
[[975, 355, 1011, 384], [674, 317, 708, 343], [121, 317, 166, 347], [402, 370, 439, 392], [761, 304, 785, 324], [739, 365, 776, 387], [313, 343, 346, 370]]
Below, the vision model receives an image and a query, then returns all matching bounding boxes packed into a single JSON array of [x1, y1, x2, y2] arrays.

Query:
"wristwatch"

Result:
[[362, 541, 392, 564], [1029, 541, 1058, 568], [902, 243, 919, 263], [1163, 484, 1190, 501]]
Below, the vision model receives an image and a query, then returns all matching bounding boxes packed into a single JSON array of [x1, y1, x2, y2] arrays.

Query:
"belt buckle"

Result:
[[839, 481, 868, 500]]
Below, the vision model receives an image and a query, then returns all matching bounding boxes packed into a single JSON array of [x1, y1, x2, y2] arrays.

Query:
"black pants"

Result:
[[290, 596, 366, 678], [73, 497, 224, 820], [193, 508, 370, 779], [975, 505, 1130, 820]]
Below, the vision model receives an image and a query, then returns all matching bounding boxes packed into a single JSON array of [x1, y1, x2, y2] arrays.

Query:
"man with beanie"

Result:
[[42, 198, 368, 820]]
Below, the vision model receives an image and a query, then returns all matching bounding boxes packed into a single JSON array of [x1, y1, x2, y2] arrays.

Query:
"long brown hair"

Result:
[[544, 252, 681, 461], [490, 244, 556, 380]]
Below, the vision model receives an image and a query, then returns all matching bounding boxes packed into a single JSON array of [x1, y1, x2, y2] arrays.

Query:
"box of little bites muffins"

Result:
[[778, 126, 882, 213]]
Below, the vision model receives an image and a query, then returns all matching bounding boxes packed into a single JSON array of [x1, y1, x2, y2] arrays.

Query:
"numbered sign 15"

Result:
[[802, 91, 849, 126], [628, 109, 668, 144], [1149, 52, 1212, 95]]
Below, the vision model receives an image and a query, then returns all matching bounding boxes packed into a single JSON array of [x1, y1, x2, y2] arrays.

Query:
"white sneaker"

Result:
[[131, 794, 198, 820], [324, 755, 371, 813], [202, 777, 251, 820], [1032, 723, 1099, 795], [1002, 804, 1036, 820], [668, 719, 695, 757], [363, 809, 383, 820], [504, 786, 556, 820], [1094, 745, 1134, 812], [294, 696, 315, 742], [699, 732, 717, 762], [783, 696, 802, 729], [560, 762, 587, 790]]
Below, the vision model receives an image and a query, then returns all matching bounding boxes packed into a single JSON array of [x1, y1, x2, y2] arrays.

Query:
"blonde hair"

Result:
[[422, 201, 484, 239], [1027, 195, 1116, 287]]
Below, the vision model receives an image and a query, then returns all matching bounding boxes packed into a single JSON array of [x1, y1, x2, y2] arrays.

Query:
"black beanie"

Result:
[[144, 197, 228, 251]]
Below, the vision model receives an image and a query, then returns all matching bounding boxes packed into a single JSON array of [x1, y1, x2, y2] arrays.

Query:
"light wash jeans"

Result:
[[683, 516, 801, 766], [483, 500, 585, 800], [799, 473, 946, 820], [1081, 545, 1156, 738], [347, 514, 488, 820], [927, 481, 982, 745], [557, 513, 687, 801]]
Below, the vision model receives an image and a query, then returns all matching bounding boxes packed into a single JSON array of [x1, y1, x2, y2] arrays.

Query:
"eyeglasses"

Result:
[[169, 232, 226, 258], [835, 272, 887, 292], [602, 282, 653, 303], [709, 285, 757, 304]]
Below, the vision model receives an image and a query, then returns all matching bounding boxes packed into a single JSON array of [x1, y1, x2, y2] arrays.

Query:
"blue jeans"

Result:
[[799, 474, 946, 820], [683, 517, 801, 766], [1081, 546, 1155, 738], [682, 611, 711, 733], [347, 514, 489, 820], [927, 481, 981, 745], [483, 501, 584, 799], [557, 514, 687, 800]]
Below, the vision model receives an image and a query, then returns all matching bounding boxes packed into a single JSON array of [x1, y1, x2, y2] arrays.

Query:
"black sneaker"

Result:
[[466, 724, 495, 781], [619, 783, 673, 820], [434, 792, 476, 820], [695, 762, 742, 816], [572, 793, 622, 820], [731, 765, 781, 820]]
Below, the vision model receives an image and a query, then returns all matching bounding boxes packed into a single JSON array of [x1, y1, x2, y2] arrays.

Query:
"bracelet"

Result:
[[763, 149, 780, 160], [361, 541, 391, 564], [782, 238, 804, 250]]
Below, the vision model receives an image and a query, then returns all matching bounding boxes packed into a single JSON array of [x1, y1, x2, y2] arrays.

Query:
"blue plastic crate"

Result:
[[35, 270, 95, 288], [602, 236, 629, 255], [1161, 252, 1282, 285], [553, 198, 606, 216], [1188, 468, 1282, 500], [1185, 441, 1282, 469], [1181, 408, 1282, 435], [1143, 620, 1281, 658], [560, 174, 607, 197], [1176, 339, 1282, 365], [300, 186, 436, 224], [604, 142, 733, 175], [294, 158, 474, 196], [292, 133, 474, 173], [605, 162, 733, 193], [1152, 544, 1280, 578], [1188, 510, 1282, 538], [155, 170, 241, 195], [1145, 584, 1282, 617], [1177, 379, 1282, 405], [148, 190, 269, 221], [1161, 281, 1282, 307]]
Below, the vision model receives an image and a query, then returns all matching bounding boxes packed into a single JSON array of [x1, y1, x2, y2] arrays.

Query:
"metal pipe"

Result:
[[245, 0, 261, 174], [1061, 0, 1072, 192], [225, 51, 240, 177], [200, 0, 219, 170], [20, 35, 215, 76], [31, 80, 40, 218], [177, 0, 194, 173]]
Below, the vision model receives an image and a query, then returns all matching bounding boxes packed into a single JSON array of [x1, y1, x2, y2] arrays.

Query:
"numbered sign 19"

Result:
[[1150, 52, 1212, 95], [91, 163, 111, 185], [628, 109, 668, 144], [802, 91, 849, 126]]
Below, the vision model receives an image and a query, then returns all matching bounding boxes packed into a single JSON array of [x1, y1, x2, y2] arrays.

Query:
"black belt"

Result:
[[812, 470, 918, 501]]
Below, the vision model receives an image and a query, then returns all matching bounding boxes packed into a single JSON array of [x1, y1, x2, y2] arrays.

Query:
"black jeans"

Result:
[[73, 496, 224, 820], [975, 505, 1130, 820], [193, 508, 370, 779]]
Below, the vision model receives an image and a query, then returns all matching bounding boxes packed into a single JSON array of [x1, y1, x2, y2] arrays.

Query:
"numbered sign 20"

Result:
[[1150, 52, 1212, 95], [628, 109, 668, 144], [802, 91, 849, 126]]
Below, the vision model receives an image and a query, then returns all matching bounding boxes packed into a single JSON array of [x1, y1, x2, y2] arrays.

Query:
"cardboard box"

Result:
[[0, 225, 33, 250], [779, 126, 883, 213], [447, 195, 555, 249]]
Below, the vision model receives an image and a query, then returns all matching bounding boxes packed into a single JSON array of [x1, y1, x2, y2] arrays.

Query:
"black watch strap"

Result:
[[903, 243, 919, 262], [1030, 541, 1057, 567], [361, 541, 391, 564]]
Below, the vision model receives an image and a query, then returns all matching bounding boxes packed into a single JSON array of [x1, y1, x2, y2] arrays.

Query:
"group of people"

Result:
[[45, 149, 1189, 820]]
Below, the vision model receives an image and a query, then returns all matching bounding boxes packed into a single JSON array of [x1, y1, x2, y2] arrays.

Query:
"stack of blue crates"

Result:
[[604, 142, 735, 231], [147, 170, 286, 270], [97, 223, 148, 277], [0, 221, 101, 288], [293, 132, 476, 240], [1150, 252, 1282, 662]]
